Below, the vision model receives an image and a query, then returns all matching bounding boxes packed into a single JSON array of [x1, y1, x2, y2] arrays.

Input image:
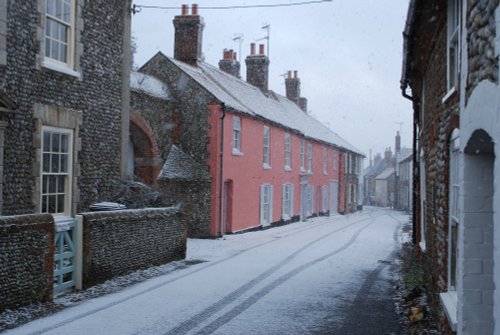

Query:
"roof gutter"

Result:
[[401, 0, 418, 101]]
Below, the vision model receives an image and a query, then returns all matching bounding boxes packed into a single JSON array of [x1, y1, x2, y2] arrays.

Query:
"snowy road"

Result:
[[6, 207, 407, 335]]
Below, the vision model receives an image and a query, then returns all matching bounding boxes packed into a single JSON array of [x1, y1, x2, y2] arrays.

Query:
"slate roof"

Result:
[[162, 54, 364, 156], [375, 167, 396, 180], [158, 145, 210, 181], [130, 72, 171, 100]]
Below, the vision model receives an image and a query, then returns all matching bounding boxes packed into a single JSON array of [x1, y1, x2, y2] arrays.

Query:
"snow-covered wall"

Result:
[[81, 207, 186, 288]]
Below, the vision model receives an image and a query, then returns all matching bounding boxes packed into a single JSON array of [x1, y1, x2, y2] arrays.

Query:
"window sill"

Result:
[[232, 149, 243, 156], [263, 164, 271, 170], [42, 60, 81, 78], [439, 291, 458, 331], [442, 87, 457, 104], [284, 166, 292, 172]]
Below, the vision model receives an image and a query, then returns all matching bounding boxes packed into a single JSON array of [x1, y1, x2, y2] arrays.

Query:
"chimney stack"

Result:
[[395, 131, 401, 155], [245, 43, 270, 93], [384, 147, 393, 164], [218, 49, 241, 78], [285, 70, 308, 113], [173, 4, 205, 66]]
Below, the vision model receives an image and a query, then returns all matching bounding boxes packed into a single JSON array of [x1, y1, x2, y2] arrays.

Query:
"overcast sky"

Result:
[[131, 0, 412, 161]]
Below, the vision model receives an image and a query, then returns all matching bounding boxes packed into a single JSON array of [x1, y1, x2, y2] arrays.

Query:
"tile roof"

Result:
[[158, 145, 210, 181], [162, 54, 364, 156]]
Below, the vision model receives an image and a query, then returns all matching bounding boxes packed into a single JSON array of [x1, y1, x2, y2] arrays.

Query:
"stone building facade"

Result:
[[0, 0, 132, 217], [402, 0, 500, 333]]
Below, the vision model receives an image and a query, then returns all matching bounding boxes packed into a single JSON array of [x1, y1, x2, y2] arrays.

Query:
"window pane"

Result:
[[61, 134, 69, 152], [63, 1, 71, 22], [57, 194, 65, 213], [57, 175, 65, 193], [42, 195, 48, 213], [51, 154, 60, 172], [61, 153, 68, 172], [48, 195, 56, 213], [42, 176, 48, 193], [52, 133, 60, 152], [55, 0, 62, 19], [43, 131, 51, 152], [43, 153, 51, 172], [49, 175, 57, 193], [51, 41, 59, 61]]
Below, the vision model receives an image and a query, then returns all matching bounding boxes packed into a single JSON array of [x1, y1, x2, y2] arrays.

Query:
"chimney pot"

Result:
[[294, 70, 298, 78], [259, 44, 265, 55], [250, 43, 256, 55], [173, 3, 205, 66], [219, 48, 241, 78], [181, 4, 188, 15], [192, 3, 198, 15], [287, 70, 292, 79], [233, 52, 237, 60]]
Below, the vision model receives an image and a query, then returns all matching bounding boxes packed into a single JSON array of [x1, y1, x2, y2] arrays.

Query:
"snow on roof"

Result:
[[158, 145, 210, 181], [130, 72, 171, 100], [166, 56, 364, 156], [375, 167, 396, 180]]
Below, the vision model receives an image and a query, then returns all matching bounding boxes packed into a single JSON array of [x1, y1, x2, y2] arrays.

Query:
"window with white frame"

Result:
[[300, 140, 305, 171], [446, 0, 461, 93], [232, 116, 241, 154], [448, 129, 460, 291], [260, 184, 273, 226], [41, 127, 73, 216], [282, 183, 294, 219], [333, 151, 338, 171], [322, 185, 328, 212], [307, 143, 313, 173], [344, 153, 349, 175], [284, 133, 291, 170], [45, 0, 75, 67], [263, 126, 271, 168], [323, 147, 327, 175]]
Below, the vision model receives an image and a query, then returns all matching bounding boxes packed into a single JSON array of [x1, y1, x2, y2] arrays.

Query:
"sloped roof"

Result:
[[163, 55, 364, 156], [130, 72, 171, 100], [375, 167, 396, 180], [158, 145, 210, 181]]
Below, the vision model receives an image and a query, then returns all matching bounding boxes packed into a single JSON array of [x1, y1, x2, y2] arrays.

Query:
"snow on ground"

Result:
[[2, 207, 410, 335]]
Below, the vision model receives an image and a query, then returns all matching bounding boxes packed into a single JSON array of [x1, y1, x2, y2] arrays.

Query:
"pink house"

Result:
[[137, 4, 364, 237]]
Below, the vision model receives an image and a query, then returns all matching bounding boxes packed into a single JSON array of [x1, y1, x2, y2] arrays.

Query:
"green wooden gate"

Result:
[[53, 218, 77, 294]]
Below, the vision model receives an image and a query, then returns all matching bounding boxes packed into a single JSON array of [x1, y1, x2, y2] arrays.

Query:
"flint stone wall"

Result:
[[0, 214, 54, 312], [81, 207, 186, 288], [467, 0, 499, 97]]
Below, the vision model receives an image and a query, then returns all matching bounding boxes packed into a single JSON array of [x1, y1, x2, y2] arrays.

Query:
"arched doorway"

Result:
[[129, 113, 160, 186], [461, 129, 495, 332]]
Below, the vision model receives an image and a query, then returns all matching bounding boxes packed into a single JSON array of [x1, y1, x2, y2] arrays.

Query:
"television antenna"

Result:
[[232, 34, 243, 63], [257, 23, 270, 58]]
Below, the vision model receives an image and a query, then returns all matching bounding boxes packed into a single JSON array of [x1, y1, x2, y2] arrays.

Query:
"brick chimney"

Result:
[[395, 131, 401, 155], [285, 70, 308, 113], [218, 49, 240, 78], [285, 70, 300, 102], [173, 4, 204, 66], [384, 147, 393, 164], [245, 43, 269, 93]]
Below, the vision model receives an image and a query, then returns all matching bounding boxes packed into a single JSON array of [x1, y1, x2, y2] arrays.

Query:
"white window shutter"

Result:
[[269, 185, 274, 224], [290, 184, 295, 217], [260, 184, 265, 225], [282, 184, 286, 218]]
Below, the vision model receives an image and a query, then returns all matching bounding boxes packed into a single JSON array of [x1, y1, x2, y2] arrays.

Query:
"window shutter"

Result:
[[290, 184, 295, 217], [269, 185, 274, 224], [282, 184, 286, 218], [260, 184, 265, 225]]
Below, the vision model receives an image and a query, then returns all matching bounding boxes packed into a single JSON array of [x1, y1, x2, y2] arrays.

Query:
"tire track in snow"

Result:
[[163, 216, 378, 335], [21, 213, 378, 335]]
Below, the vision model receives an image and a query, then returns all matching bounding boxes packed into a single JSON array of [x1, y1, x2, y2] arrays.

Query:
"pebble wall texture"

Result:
[[0, 214, 54, 313], [81, 207, 186, 288], [0, 0, 129, 215], [467, 0, 499, 97]]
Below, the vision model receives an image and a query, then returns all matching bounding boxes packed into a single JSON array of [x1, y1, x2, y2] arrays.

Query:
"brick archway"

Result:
[[130, 112, 160, 186]]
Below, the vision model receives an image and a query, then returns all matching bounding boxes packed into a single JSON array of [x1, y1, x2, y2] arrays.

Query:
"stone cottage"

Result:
[[134, 4, 364, 238], [0, 0, 132, 218], [402, 0, 500, 333]]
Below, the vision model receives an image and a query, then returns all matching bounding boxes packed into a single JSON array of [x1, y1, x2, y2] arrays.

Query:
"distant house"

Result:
[[402, 0, 500, 333], [134, 4, 364, 237], [374, 167, 396, 208], [0, 0, 132, 217], [396, 152, 412, 212], [363, 149, 395, 206]]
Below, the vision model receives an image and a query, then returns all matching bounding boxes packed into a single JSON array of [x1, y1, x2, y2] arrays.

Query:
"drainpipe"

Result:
[[218, 103, 226, 237]]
